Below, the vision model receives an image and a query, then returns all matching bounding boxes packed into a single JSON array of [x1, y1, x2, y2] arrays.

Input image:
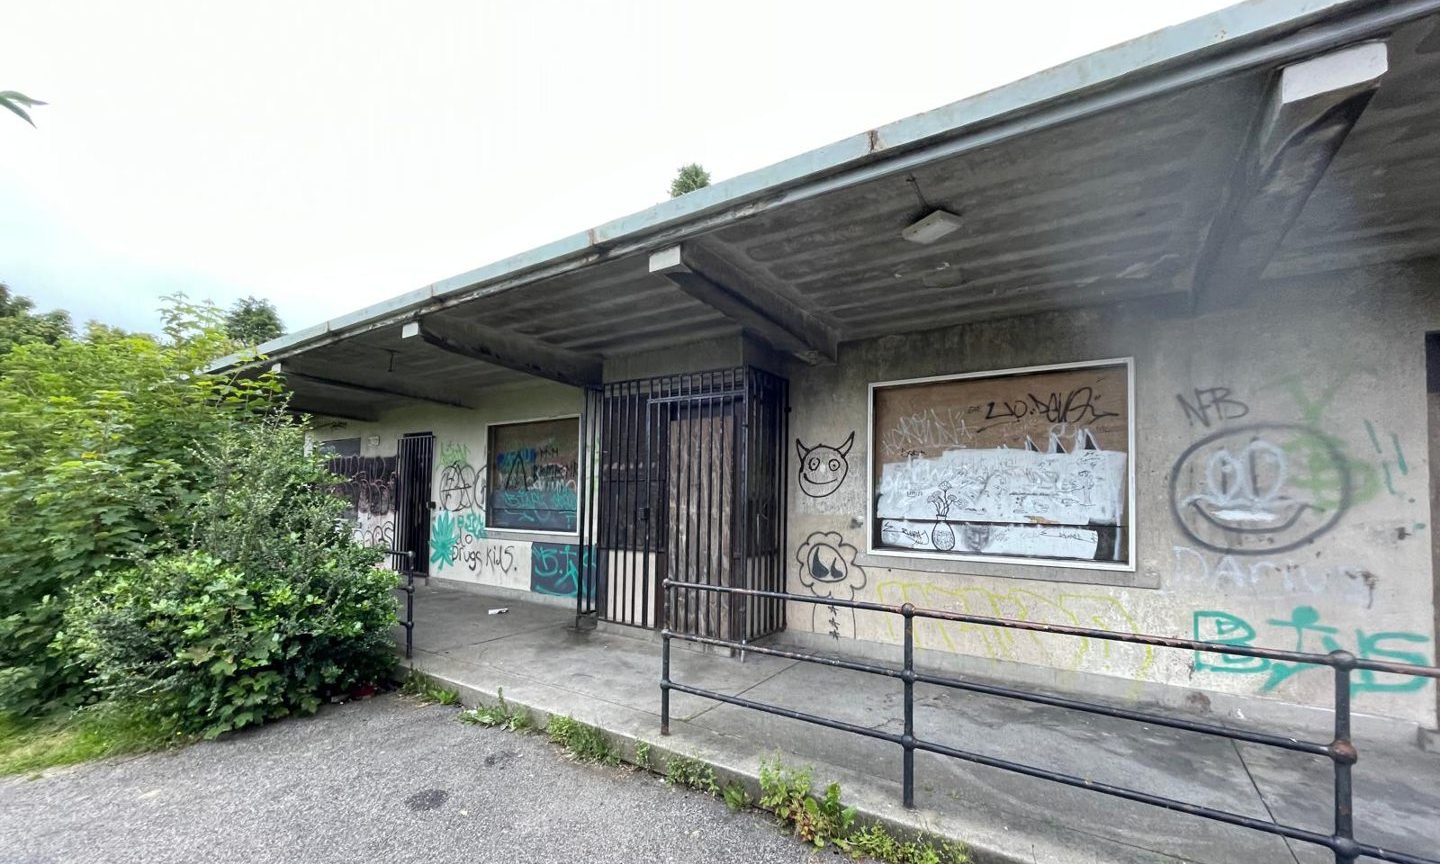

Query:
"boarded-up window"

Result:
[[487, 417, 580, 532], [870, 359, 1133, 569]]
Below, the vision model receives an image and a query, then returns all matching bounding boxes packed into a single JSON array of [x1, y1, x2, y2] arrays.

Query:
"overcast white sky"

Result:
[[1, 0, 1236, 336]]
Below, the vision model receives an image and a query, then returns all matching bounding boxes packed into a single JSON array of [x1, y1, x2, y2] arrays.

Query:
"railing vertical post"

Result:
[[661, 619, 673, 736], [902, 602, 916, 809], [405, 551, 415, 660], [1328, 651, 1359, 864]]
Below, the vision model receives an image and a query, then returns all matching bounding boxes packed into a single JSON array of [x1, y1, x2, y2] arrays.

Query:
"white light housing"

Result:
[[901, 209, 964, 244]]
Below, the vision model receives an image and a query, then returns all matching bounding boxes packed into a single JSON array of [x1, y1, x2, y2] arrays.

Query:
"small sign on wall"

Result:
[[869, 358, 1134, 570]]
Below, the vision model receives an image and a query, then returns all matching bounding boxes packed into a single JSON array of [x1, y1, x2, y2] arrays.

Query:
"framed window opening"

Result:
[[867, 358, 1135, 572], [486, 414, 581, 535]]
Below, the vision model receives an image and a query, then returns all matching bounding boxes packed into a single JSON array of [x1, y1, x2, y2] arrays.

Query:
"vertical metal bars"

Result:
[[577, 367, 786, 639]]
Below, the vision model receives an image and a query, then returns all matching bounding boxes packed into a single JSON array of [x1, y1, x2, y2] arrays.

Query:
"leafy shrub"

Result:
[[61, 415, 395, 738], [0, 297, 279, 715]]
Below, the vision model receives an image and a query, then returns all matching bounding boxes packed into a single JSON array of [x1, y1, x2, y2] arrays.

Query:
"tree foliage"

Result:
[[0, 284, 71, 356], [669, 163, 712, 198], [0, 90, 46, 127], [64, 416, 395, 738], [224, 296, 284, 345], [0, 296, 280, 715]]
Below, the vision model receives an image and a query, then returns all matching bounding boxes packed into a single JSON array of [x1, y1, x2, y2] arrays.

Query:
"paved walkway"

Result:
[[408, 582, 1440, 864], [0, 694, 820, 864]]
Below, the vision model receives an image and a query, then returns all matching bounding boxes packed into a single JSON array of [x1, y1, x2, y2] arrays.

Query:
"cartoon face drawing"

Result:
[[796, 432, 854, 498]]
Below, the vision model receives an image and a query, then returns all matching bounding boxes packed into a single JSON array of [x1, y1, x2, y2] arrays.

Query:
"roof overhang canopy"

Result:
[[211, 0, 1440, 418]]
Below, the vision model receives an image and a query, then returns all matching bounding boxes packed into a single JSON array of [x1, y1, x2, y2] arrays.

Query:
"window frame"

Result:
[[865, 357, 1137, 573], [483, 413, 582, 537]]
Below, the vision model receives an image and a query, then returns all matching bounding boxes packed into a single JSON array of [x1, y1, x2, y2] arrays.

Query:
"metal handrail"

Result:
[[385, 548, 417, 659], [659, 579, 1440, 864]]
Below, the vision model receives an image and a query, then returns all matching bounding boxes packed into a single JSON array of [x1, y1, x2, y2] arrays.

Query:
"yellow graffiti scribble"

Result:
[[876, 580, 1154, 678]]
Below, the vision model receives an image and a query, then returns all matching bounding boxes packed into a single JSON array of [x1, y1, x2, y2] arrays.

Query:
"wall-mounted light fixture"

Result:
[[901, 209, 964, 245]]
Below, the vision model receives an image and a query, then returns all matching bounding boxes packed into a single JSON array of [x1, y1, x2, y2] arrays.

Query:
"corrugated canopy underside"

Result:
[[258, 8, 1440, 418]]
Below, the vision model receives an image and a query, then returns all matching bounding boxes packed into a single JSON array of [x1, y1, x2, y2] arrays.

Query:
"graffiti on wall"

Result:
[[1193, 607, 1431, 695], [530, 542, 590, 598], [1169, 423, 1351, 556], [796, 532, 867, 640], [796, 432, 853, 498], [491, 436, 578, 531], [327, 454, 399, 553], [872, 363, 1130, 564], [1171, 546, 1378, 607], [875, 581, 1154, 676], [430, 440, 489, 574]]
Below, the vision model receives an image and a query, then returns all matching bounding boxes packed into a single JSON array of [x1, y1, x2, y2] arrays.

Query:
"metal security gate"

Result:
[[395, 432, 434, 575], [576, 368, 787, 643]]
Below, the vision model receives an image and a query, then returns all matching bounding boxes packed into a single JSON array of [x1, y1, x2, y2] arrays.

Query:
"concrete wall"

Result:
[[313, 379, 585, 605], [784, 259, 1439, 731]]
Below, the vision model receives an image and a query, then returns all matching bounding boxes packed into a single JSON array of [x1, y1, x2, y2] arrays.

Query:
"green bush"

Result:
[[61, 415, 396, 738], [0, 297, 279, 715]]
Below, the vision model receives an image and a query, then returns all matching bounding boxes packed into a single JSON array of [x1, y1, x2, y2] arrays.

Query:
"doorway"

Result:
[[578, 368, 788, 643], [396, 432, 434, 575]]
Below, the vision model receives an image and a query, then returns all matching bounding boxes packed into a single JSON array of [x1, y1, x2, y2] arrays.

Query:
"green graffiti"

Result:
[[458, 512, 486, 540], [438, 440, 469, 468], [1259, 371, 1382, 506], [1193, 607, 1431, 695], [430, 511, 461, 569]]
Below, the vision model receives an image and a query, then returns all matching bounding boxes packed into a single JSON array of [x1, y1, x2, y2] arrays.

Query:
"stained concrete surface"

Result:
[[0, 694, 820, 864], [404, 583, 1440, 864]]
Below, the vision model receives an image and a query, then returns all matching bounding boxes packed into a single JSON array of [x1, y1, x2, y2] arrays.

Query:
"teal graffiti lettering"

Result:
[[1192, 606, 1431, 695]]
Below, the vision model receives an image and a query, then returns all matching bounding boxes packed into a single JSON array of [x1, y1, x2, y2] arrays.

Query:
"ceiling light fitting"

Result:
[[901, 209, 964, 245]]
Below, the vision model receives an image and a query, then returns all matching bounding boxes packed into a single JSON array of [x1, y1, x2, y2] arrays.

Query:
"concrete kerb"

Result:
[[394, 665, 1099, 864]]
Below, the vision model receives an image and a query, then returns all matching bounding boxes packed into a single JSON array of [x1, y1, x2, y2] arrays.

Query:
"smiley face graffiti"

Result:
[[796, 432, 854, 498]]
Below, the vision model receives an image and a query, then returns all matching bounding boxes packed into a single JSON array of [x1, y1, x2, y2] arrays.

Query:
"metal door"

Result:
[[395, 432, 434, 575], [576, 368, 787, 643]]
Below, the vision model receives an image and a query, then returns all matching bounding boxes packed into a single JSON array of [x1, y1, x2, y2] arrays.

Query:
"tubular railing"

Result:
[[659, 580, 1440, 864], [385, 548, 417, 659]]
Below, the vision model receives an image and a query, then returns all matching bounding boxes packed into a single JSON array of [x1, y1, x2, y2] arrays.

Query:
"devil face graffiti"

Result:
[[796, 432, 854, 498]]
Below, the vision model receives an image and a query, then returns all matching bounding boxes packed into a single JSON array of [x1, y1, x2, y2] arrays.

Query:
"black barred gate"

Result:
[[576, 368, 788, 645]]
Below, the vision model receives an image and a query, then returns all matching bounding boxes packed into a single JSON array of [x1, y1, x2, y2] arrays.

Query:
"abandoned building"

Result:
[[214, 0, 1440, 763]]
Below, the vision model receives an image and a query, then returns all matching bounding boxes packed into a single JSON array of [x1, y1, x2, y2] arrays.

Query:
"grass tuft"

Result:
[[400, 673, 460, 706], [545, 715, 620, 765], [0, 704, 179, 777], [458, 688, 534, 732]]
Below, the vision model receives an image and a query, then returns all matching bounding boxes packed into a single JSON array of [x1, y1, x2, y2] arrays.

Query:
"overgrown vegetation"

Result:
[[402, 674, 461, 708], [546, 714, 620, 765], [0, 287, 400, 759], [758, 757, 970, 863], [0, 702, 175, 776], [665, 753, 720, 795], [62, 415, 398, 738], [0, 296, 279, 716], [459, 688, 534, 732], [723, 780, 752, 812]]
